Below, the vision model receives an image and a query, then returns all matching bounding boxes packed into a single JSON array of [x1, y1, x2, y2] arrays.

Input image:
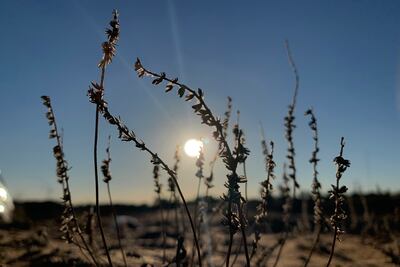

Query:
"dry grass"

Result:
[[30, 9, 400, 267]]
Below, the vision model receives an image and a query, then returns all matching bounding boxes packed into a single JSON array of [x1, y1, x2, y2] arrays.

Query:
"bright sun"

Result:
[[184, 139, 203, 158]]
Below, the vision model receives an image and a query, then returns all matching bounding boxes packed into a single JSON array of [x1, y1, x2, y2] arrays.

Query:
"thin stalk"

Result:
[[190, 176, 203, 267], [304, 225, 321, 267], [106, 183, 128, 267], [89, 97, 203, 266], [230, 236, 243, 267], [272, 233, 288, 267], [43, 97, 99, 266], [135, 60, 252, 266], [158, 193, 167, 263], [326, 181, 339, 267], [93, 67, 113, 267], [226, 231, 234, 267], [238, 207, 251, 267], [326, 137, 350, 267], [66, 179, 99, 266]]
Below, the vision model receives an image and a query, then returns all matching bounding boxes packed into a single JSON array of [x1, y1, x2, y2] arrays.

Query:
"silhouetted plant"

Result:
[[283, 40, 300, 198], [252, 136, 275, 260], [41, 96, 99, 266], [101, 136, 128, 267], [272, 164, 291, 267], [89, 9, 120, 267], [168, 146, 184, 235], [190, 148, 205, 266], [151, 155, 167, 263], [87, 82, 202, 266], [326, 137, 350, 267], [272, 40, 299, 267], [134, 58, 251, 267], [303, 108, 323, 267]]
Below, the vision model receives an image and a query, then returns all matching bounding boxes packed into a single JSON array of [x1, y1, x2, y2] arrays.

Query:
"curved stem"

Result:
[[326, 177, 340, 267], [158, 192, 167, 263], [272, 232, 288, 267], [190, 177, 203, 267], [230, 235, 243, 267], [46, 101, 99, 266], [326, 226, 337, 267], [303, 225, 321, 267], [107, 183, 128, 267]]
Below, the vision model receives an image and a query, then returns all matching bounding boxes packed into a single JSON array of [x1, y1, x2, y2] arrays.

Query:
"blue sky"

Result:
[[0, 1, 399, 204]]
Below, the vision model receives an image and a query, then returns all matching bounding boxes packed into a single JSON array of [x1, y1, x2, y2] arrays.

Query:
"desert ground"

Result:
[[0, 200, 398, 267]]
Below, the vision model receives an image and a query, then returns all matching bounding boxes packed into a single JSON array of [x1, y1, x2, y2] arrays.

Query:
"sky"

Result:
[[0, 1, 399, 204]]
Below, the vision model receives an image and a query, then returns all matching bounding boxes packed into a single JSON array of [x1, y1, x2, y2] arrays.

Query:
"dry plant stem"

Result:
[[106, 183, 128, 267], [159, 194, 167, 262], [285, 40, 299, 200], [271, 41, 300, 267], [303, 108, 323, 267], [304, 225, 321, 267], [93, 67, 113, 267], [136, 63, 250, 267], [326, 188, 339, 267], [42, 96, 99, 267], [272, 233, 288, 267], [230, 236, 243, 267], [272, 164, 291, 267], [89, 100, 202, 267], [190, 177, 203, 267], [226, 231, 234, 267], [243, 162, 248, 202], [326, 137, 349, 267]]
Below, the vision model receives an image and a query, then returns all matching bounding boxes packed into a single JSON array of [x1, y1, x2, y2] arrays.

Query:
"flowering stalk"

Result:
[[168, 146, 183, 235], [284, 40, 300, 199], [252, 135, 275, 259], [134, 59, 251, 267], [152, 156, 167, 263], [41, 96, 98, 266], [90, 10, 120, 267], [87, 88, 202, 266], [272, 40, 299, 267], [326, 137, 350, 267], [303, 108, 323, 267], [101, 136, 128, 267], [190, 148, 205, 267]]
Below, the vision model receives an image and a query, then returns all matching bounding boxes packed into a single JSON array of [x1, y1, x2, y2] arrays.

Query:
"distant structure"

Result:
[[0, 170, 14, 223]]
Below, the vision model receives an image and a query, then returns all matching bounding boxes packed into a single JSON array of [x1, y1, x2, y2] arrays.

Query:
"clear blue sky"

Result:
[[0, 1, 399, 204]]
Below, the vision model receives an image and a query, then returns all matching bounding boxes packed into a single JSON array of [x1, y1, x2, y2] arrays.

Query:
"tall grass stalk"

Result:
[[101, 136, 128, 267], [87, 89, 202, 266], [326, 137, 350, 267], [190, 148, 205, 266], [272, 164, 291, 267], [41, 96, 99, 266], [90, 10, 120, 266], [152, 156, 167, 263], [303, 108, 323, 267], [135, 59, 251, 267], [272, 40, 299, 267]]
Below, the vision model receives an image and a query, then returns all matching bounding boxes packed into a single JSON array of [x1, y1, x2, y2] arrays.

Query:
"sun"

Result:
[[184, 139, 203, 158]]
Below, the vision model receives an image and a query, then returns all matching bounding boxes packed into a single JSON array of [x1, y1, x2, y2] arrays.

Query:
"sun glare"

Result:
[[184, 139, 203, 158]]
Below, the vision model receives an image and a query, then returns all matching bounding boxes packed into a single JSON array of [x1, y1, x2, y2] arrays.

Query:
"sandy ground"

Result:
[[0, 210, 398, 266]]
